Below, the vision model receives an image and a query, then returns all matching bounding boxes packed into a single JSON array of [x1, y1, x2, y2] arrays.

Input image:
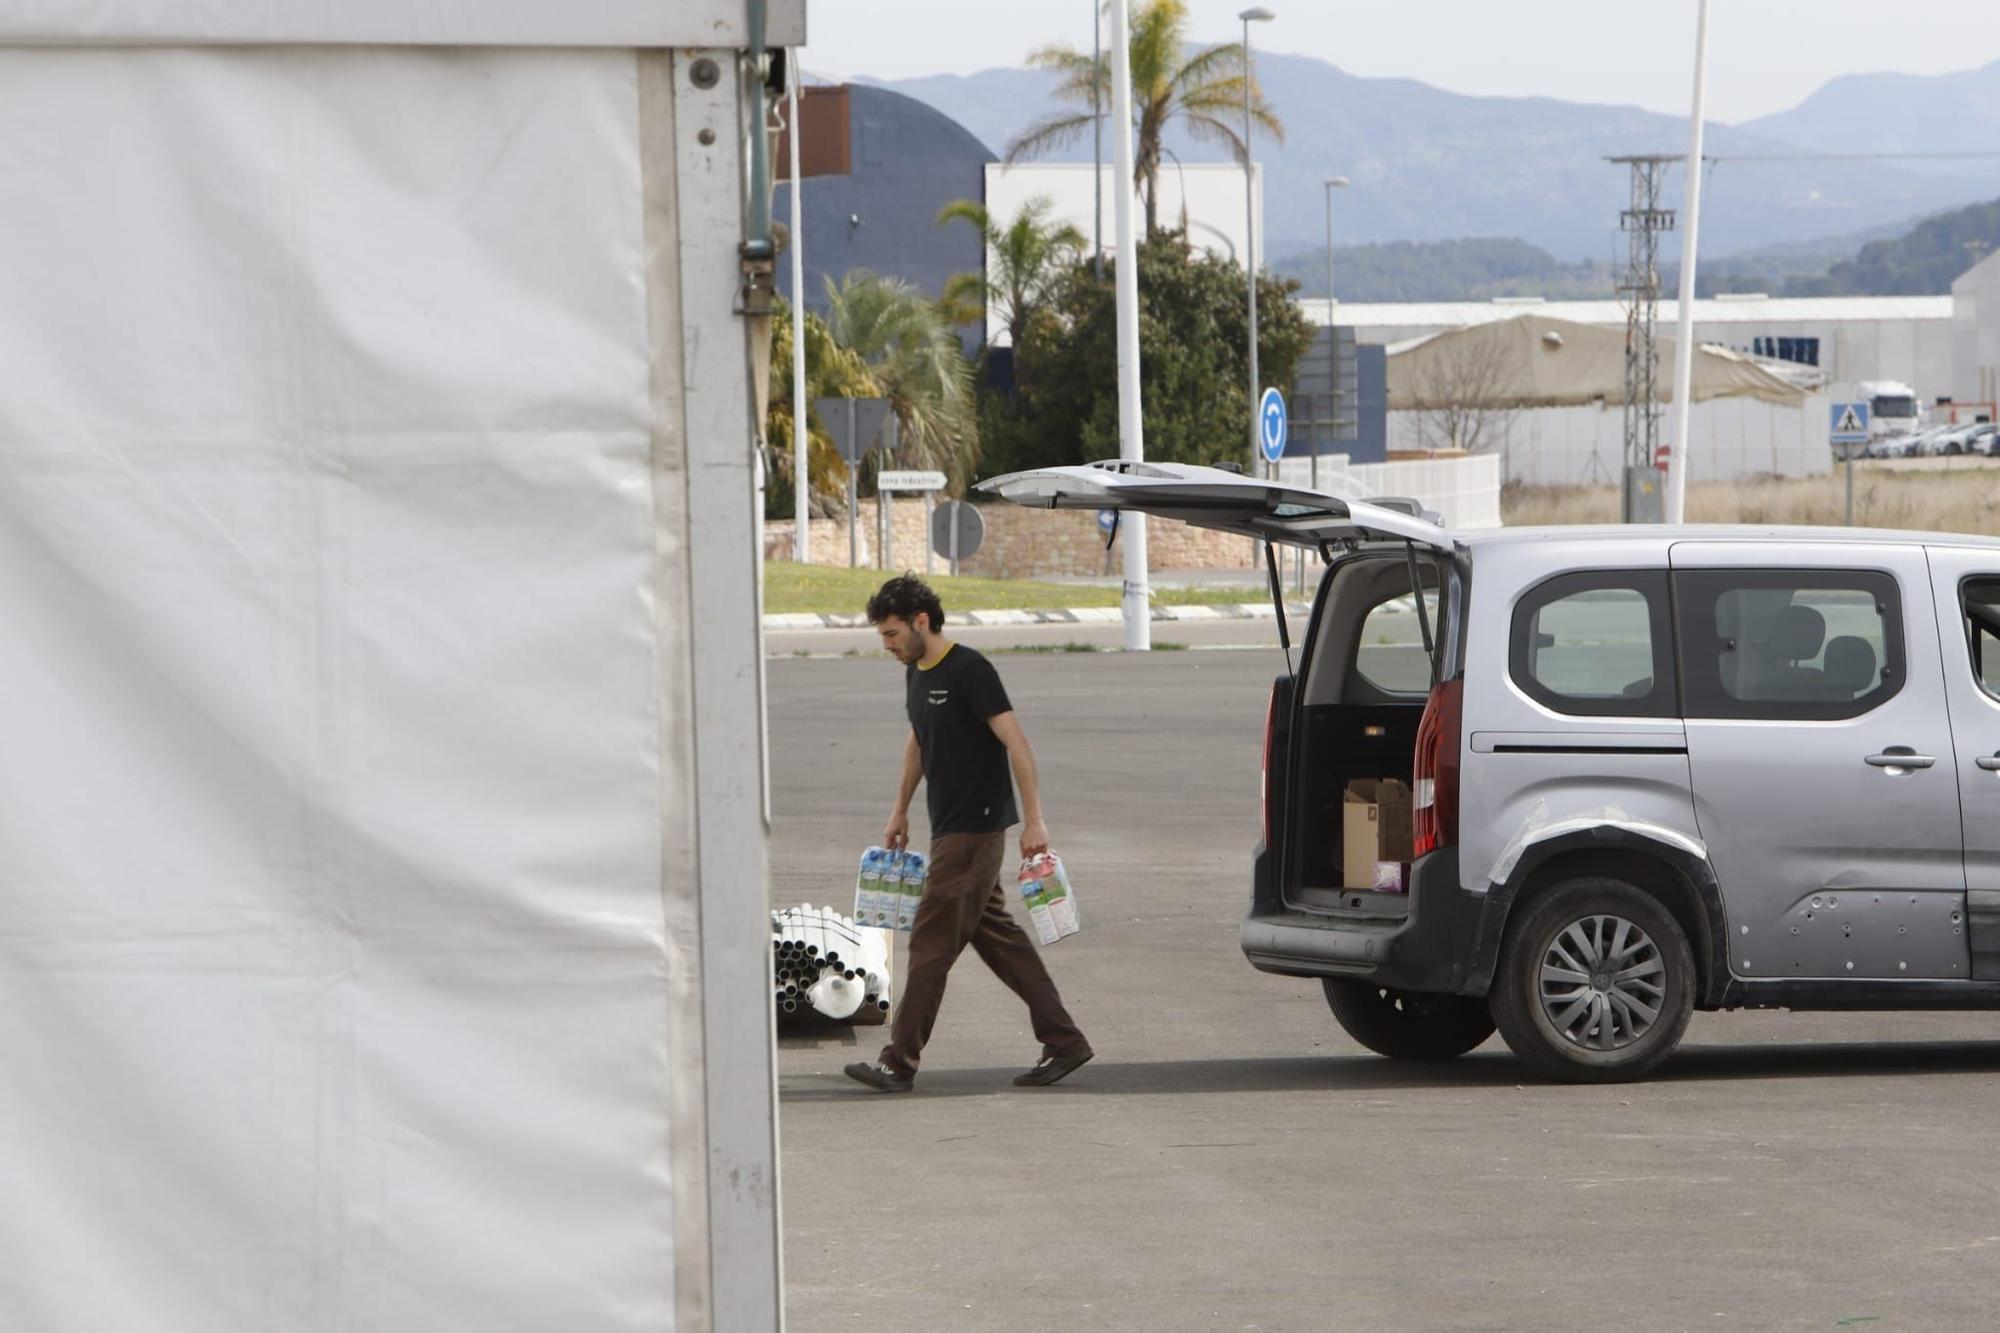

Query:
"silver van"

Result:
[[982, 460, 2000, 1081]]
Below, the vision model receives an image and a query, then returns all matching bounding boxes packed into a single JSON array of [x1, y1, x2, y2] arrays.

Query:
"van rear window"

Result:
[[1509, 570, 1675, 717]]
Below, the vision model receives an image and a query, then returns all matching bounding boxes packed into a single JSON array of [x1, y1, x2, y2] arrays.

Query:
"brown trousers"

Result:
[[881, 830, 1089, 1075]]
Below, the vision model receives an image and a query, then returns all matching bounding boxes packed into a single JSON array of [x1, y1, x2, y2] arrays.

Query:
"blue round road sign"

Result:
[[1258, 387, 1287, 464], [1096, 508, 1118, 534]]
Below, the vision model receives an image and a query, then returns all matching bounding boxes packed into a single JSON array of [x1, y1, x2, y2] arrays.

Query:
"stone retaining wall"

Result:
[[765, 500, 1257, 579]]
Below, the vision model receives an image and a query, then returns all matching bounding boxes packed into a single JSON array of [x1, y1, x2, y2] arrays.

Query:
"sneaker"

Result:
[[1013, 1049, 1093, 1087], [843, 1060, 914, 1092]]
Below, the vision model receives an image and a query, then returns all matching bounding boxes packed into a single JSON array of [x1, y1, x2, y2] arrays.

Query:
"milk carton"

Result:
[[1042, 863, 1079, 938], [1016, 867, 1055, 945], [892, 850, 925, 931], [854, 847, 886, 927], [895, 850, 928, 932], [879, 853, 905, 931], [1017, 852, 1079, 946]]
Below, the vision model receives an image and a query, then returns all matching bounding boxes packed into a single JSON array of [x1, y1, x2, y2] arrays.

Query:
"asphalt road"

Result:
[[769, 650, 2000, 1332]]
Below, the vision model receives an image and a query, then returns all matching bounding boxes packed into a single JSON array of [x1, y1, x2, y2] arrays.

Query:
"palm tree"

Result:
[[937, 195, 1086, 354], [1006, 0, 1283, 237], [821, 270, 979, 489], [766, 297, 878, 517]]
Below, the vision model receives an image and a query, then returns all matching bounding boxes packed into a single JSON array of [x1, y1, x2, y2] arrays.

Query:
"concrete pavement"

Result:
[[770, 651, 2000, 1331]]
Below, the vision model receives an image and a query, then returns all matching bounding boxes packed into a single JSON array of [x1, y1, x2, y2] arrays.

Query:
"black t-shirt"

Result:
[[906, 644, 1020, 835]]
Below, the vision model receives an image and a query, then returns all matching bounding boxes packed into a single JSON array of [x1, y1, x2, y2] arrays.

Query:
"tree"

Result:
[[1404, 330, 1519, 455], [937, 195, 1085, 360], [764, 297, 878, 520], [1006, 0, 1282, 237], [821, 270, 979, 490], [1005, 232, 1315, 472]]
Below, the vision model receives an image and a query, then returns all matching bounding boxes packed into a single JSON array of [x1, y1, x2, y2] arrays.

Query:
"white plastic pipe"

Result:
[[1663, 0, 1711, 525], [1108, 0, 1150, 651]]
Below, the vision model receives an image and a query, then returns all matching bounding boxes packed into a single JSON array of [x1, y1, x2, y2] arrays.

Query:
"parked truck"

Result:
[[0, 4, 798, 1328], [1856, 378, 1923, 443]]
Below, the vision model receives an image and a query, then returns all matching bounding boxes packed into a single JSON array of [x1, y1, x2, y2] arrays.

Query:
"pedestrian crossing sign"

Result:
[[1830, 401, 1869, 444]]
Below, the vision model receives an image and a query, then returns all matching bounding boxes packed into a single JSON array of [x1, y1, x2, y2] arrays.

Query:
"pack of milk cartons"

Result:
[[1017, 851, 1080, 946], [853, 846, 928, 932]]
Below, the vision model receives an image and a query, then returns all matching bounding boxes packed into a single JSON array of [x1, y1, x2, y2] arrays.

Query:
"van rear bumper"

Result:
[[1239, 846, 1493, 995]]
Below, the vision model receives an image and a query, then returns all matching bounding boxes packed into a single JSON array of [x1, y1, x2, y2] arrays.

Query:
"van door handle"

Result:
[[1977, 755, 2000, 772], [1866, 747, 1935, 771]]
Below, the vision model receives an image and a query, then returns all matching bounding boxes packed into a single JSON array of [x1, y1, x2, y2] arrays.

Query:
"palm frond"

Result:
[[1178, 113, 1248, 165], [1167, 41, 1243, 96], [1004, 111, 1098, 164], [936, 198, 994, 235]]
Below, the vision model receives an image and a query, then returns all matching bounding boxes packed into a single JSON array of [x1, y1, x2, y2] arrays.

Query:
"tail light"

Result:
[[1411, 677, 1463, 858], [1261, 681, 1279, 847]]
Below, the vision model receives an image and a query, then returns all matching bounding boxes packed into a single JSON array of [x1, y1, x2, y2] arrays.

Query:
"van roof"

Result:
[[1456, 524, 2000, 552]]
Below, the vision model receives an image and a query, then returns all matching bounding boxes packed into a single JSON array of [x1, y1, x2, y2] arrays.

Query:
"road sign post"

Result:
[[1831, 401, 1870, 528], [1257, 387, 1288, 571], [1258, 386, 1288, 471], [929, 500, 983, 578], [814, 395, 892, 568]]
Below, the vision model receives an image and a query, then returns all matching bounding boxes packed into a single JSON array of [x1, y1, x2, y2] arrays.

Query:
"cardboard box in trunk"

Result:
[[1343, 779, 1414, 891]]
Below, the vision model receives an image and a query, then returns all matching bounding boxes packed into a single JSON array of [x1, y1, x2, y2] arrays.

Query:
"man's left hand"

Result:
[[1020, 818, 1051, 860]]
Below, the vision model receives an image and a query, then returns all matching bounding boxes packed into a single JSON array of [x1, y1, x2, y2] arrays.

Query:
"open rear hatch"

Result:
[[979, 460, 1454, 657], [976, 460, 1452, 554]]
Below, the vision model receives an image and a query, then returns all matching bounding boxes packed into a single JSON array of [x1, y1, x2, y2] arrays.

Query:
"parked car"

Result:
[[1864, 428, 1932, 459], [1930, 423, 1987, 456], [1971, 424, 2000, 457], [1902, 425, 1956, 457], [983, 461, 2000, 1082]]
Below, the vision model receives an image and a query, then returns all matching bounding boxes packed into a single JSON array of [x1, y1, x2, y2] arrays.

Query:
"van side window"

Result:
[[1509, 571, 1675, 717], [1961, 578, 2000, 698], [1675, 569, 1902, 721]]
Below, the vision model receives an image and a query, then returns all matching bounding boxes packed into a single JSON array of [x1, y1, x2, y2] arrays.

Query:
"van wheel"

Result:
[[1489, 877, 1694, 1083], [1322, 980, 1495, 1060]]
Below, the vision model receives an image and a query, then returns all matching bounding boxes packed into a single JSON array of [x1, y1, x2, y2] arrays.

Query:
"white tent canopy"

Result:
[[0, 5, 790, 1328], [1387, 313, 1806, 411]]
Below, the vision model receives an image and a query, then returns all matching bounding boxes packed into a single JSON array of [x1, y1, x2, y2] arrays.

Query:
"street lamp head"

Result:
[[1325, 175, 1351, 190], [1239, 6, 1276, 21]]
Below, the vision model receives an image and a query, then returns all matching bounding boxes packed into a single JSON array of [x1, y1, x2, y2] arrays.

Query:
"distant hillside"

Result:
[[866, 50, 2000, 263], [1271, 237, 1613, 302], [1740, 59, 2000, 171], [1783, 196, 2000, 295], [1270, 196, 2000, 304]]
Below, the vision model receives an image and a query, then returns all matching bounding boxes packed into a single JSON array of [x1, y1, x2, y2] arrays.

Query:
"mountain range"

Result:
[[864, 54, 2000, 267]]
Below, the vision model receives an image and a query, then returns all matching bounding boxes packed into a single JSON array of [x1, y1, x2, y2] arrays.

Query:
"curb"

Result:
[[763, 601, 1312, 630]]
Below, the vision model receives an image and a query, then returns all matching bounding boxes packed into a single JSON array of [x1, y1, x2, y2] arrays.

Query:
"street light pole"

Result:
[[789, 53, 810, 564], [1240, 7, 1274, 479], [1110, 0, 1150, 651], [1663, 0, 1712, 525], [1092, 1, 1104, 279], [1319, 175, 1349, 499]]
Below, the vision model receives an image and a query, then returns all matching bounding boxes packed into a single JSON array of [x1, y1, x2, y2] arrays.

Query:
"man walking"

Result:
[[845, 574, 1093, 1092]]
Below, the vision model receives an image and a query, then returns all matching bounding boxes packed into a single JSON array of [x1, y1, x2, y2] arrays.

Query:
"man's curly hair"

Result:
[[866, 573, 945, 632]]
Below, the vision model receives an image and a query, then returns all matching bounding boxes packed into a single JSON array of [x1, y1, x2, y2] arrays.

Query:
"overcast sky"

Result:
[[804, 0, 1999, 125]]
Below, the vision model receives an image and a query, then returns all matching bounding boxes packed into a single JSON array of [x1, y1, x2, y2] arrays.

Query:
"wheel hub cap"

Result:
[[1538, 914, 1666, 1051]]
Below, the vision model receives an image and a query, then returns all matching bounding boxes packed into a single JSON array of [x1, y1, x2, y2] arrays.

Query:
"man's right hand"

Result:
[[883, 809, 910, 851]]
